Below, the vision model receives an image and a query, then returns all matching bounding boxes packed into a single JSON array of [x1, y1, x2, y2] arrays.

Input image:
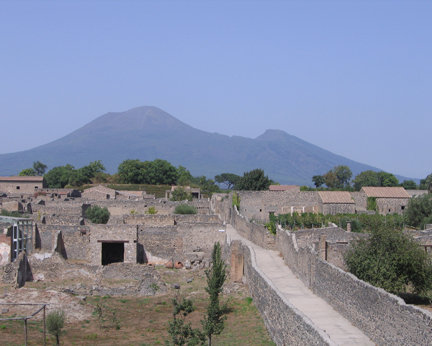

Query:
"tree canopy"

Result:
[[235, 169, 271, 191], [117, 159, 178, 185], [345, 221, 432, 295], [214, 173, 240, 190], [405, 194, 432, 229]]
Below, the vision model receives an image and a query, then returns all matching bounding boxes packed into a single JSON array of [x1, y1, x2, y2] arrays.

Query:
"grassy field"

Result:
[[0, 267, 275, 346]]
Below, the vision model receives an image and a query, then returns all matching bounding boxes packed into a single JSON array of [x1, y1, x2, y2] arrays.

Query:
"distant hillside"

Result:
[[0, 106, 413, 185]]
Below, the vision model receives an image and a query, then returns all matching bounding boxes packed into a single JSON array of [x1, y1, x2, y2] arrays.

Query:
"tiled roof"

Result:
[[318, 191, 355, 204], [361, 187, 410, 198], [0, 176, 44, 182], [269, 185, 298, 191]]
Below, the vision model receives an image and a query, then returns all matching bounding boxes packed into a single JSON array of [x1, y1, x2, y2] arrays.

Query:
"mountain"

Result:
[[0, 106, 412, 185]]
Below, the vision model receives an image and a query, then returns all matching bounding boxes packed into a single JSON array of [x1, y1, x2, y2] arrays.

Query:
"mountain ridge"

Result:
[[0, 106, 414, 185]]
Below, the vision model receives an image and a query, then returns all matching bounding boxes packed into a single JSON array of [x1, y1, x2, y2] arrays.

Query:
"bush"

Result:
[[86, 205, 110, 224], [145, 206, 158, 215], [174, 204, 197, 215], [232, 192, 240, 209], [345, 225, 432, 295], [170, 187, 192, 201], [47, 309, 65, 346]]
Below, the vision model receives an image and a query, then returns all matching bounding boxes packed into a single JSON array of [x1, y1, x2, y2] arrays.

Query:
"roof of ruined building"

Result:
[[269, 185, 298, 191], [318, 191, 355, 204], [360, 186, 410, 198], [0, 176, 44, 182]]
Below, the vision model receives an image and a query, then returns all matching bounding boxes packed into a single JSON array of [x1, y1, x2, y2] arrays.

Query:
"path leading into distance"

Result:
[[226, 224, 374, 346]]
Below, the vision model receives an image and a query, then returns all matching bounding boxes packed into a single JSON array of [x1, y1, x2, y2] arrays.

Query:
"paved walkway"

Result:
[[226, 224, 374, 346]]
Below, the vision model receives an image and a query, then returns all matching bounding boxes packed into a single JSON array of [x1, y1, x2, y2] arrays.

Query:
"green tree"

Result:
[[323, 171, 337, 189], [79, 160, 106, 181], [165, 297, 205, 346], [146, 159, 179, 185], [425, 173, 432, 192], [378, 172, 399, 187], [345, 224, 432, 295], [333, 165, 352, 188], [214, 173, 240, 190], [235, 169, 271, 191], [46, 309, 65, 346], [33, 161, 47, 176], [177, 166, 193, 186], [171, 187, 192, 202], [201, 242, 228, 346], [18, 168, 36, 176], [353, 170, 380, 191], [44, 164, 75, 188], [117, 159, 147, 184], [86, 205, 110, 224], [405, 194, 432, 229], [312, 175, 325, 188], [400, 180, 418, 190]]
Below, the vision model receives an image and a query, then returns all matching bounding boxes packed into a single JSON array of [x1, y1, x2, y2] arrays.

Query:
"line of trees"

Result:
[[312, 166, 432, 192]]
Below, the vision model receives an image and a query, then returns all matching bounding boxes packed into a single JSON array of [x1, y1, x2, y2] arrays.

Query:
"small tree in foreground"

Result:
[[165, 297, 205, 346], [345, 225, 432, 295], [202, 242, 228, 346], [86, 205, 110, 224], [47, 309, 65, 346]]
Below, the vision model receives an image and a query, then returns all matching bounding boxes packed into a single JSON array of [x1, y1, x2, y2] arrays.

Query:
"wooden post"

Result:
[[24, 318, 28, 346], [43, 305, 46, 346]]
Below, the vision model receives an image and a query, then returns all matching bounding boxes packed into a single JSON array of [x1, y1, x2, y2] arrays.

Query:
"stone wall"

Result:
[[350, 192, 367, 211], [225, 238, 335, 346], [276, 226, 432, 345], [320, 203, 355, 215], [231, 206, 276, 250], [377, 198, 409, 215], [88, 225, 138, 265]]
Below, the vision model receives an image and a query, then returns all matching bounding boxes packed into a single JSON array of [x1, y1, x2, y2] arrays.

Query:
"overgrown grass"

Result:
[[174, 204, 197, 214]]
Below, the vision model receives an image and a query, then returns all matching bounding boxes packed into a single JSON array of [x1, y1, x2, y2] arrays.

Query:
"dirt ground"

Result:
[[0, 264, 276, 346]]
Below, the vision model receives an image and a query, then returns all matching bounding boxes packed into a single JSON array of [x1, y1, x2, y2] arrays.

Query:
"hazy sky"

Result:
[[1, 1, 431, 179]]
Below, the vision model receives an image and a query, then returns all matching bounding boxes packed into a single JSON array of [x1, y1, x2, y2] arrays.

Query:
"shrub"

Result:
[[170, 187, 192, 201], [86, 205, 110, 224], [145, 206, 158, 215], [345, 225, 432, 295], [47, 309, 65, 346], [174, 204, 197, 215], [232, 192, 240, 209]]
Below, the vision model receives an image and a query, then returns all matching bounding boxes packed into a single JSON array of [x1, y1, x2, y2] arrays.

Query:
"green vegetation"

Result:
[[46, 309, 66, 346], [170, 187, 192, 201], [215, 173, 240, 190], [165, 298, 205, 346], [45, 161, 106, 188], [367, 197, 377, 211], [174, 204, 197, 215], [270, 212, 405, 232], [19, 161, 47, 176], [86, 205, 110, 224], [235, 169, 272, 191], [146, 206, 158, 215], [117, 159, 179, 185], [345, 224, 432, 295], [232, 192, 240, 210], [202, 242, 228, 346], [405, 194, 432, 229]]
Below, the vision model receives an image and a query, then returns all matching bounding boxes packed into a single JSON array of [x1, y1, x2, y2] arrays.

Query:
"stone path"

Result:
[[226, 224, 375, 346]]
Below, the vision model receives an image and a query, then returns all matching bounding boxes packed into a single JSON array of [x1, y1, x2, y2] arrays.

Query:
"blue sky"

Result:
[[1, 0, 431, 180]]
